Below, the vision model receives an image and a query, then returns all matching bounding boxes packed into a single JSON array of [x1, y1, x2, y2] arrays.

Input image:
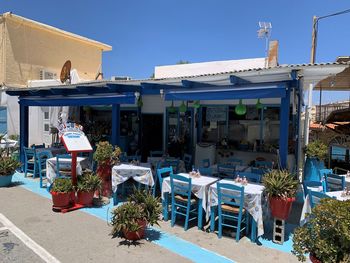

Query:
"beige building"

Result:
[[0, 12, 111, 141]]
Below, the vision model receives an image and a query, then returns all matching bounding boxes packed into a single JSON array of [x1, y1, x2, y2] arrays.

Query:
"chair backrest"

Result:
[[302, 181, 323, 197], [202, 158, 210, 168], [164, 158, 180, 173], [150, 150, 163, 157], [198, 167, 213, 176], [24, 147, 36, 160], [319, 169, 333, 181], [183, 154, 192, 171], [255, 161, 273, 169], [217, 182, 244, 212], [56, 154, 72, 177], [170, 174, 192, 200], [251, 167, 269, 175], [126, 155, 141, 162], [226, 158, 243, 166], [237, 172, 261, 183], [32, 143, 45, 149], [217, 164, 235, 178], [325, 173, 345, 192], [157, 167, 173, 191], [37, 151, 53, 170], [308, 190, 331, 208]]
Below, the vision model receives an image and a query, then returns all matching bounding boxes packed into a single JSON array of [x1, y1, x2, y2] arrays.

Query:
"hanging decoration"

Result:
[[168, 100, 176, 113], [235, 99, 247, 115], [256, 98, 263, 110], [137, 96, 143, 107], [193, 100, 201, 109], [179, 101, 187, 113]]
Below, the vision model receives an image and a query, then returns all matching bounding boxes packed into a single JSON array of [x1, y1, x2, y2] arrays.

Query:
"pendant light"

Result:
[[193, 100, 201, 109], [235, 99, 246, 115], [168, 100, 176, 113], [179, 101, 187, 113], [256, 98, 263, 109]]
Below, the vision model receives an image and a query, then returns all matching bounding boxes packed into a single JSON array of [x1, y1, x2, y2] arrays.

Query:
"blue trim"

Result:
[[181, 80, 216, 88], [229, 76, 251, 85], [279, 86, 291, 168], [19, 104, 29, 165], [165, 84, 287, 101], [111, 104, 120, 146]]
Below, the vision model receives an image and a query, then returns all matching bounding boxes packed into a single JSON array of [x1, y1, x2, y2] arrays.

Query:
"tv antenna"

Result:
[[257, 21, 272, 67]]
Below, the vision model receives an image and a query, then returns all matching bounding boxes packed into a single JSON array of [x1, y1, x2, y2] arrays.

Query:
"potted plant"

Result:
[[51, 177, 74, 208], [262, 169, 299, 220], [76, 170, 102, 206], [304, 140, 328, 181], [110, 188, 162, 240], [292, 198, 350, 263], [93, 141, 121, 197], [0, 156, 21, 187]]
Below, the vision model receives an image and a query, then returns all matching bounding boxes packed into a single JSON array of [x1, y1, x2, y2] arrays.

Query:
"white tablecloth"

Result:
[[339, 174, 350, 187], [161, 173, 218, 213], [0, 138, 17, 149], [112, 163, 154, 193], [209, 179, 265, 237], [46, 157, 89, 186], [300, 190, 350, 225]]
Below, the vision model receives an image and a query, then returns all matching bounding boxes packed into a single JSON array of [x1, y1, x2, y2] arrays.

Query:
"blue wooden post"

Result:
[[19, 103, 29, 165], [279, 86, 291, 169], [111, 104, 120, 146]]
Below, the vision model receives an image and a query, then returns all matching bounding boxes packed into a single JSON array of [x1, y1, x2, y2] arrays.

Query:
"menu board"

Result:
[[61, 131, 92, 152]]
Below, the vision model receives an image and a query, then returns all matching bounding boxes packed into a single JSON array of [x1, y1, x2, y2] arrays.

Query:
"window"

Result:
[[44, 124, 50, 132], [0, 107, 7, 134]]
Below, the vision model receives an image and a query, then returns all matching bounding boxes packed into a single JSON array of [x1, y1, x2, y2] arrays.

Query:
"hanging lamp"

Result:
[[137, 96, 143, 107], [179, 101, 187, 113], [235, 99, 246, 115], [256, 98, 263, 109], [168, 100, 176, 113], [193, 100, 201, 109]]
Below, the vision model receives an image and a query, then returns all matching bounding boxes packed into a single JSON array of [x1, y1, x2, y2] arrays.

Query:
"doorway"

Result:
[[141, 114, 163, 161]]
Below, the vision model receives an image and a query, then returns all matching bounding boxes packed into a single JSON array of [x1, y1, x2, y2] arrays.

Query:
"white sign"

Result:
[[61, 131, 92, 152]]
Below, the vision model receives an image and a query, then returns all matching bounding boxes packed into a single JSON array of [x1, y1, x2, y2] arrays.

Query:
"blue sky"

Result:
[[1, 0, 350, 104]]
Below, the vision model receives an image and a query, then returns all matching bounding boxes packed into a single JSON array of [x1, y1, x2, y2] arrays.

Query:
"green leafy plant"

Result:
[[292, 199, 350, 262], [110, 188, 162, 238], [51, 177, 74, 193], [262, 169, 299, 198], [93, 141, 121, 165], [305, 140, 328, 160], [0, 157, 21, 176], [76, 170, 102, 192]]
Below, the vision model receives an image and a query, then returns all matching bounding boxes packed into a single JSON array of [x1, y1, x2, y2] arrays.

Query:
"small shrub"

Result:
[[262, 169, 299, 198], [305, 140, 328, 160]]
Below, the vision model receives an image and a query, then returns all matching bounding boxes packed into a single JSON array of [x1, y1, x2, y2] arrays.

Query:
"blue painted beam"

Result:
[[140, 82, 181, 95], [111, 104, 120, 146], [279, 86, 291, 169], [181, 80, 216, 88], [19, 103, 29, 165]]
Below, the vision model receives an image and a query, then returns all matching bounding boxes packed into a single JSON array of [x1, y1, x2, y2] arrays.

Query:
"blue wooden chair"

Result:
[[198, 167, 213, 177], [325, 173, 345, 192], [24, 147, 38, 178], [201, 159, 210, 168], [37, 151, 53, 188], [251, 167, 269, 176], [237, 172, 261, 183], [170, 174, 198, 230], [163, 158, 180, 174], [154, 166, 173, 196], [217, 164, 236, 179], [308, 190, 332, 209], [255, 161, 273, 169], [302, 181, 324, 197], [226, 158, 243, 166], [217, 182, 247, 242], [183, 153, 192, 172], [56, 154, 72, 178], [150, 150, 163, 157]]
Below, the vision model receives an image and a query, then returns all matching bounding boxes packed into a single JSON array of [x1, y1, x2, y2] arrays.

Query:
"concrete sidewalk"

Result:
[[0, 178, 299, 263]]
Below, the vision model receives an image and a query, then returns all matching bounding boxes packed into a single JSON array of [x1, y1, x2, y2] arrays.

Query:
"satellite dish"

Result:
[[60, 60, 71, 83]]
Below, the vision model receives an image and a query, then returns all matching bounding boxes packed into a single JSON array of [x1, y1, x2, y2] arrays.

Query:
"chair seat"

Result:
[[221, 204, 245, 213], [175, 195, 197, 204], [27, 158, 35, 163]]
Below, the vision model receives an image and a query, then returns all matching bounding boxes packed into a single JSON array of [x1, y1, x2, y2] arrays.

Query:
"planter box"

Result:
[[0, 175, 13, 187]]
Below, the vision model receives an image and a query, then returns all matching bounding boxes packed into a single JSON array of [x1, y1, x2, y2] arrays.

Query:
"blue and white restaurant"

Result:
[[5, 62, 350, 245]]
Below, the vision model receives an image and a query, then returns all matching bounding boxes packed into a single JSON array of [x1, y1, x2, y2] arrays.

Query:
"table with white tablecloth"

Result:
[[46, 156, 89, 188], [208, 179, 265, 241], [161, 173, 218, 229]]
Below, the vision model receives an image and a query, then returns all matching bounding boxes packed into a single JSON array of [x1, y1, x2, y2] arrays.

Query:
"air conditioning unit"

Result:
[[39, 69, 57, 80]]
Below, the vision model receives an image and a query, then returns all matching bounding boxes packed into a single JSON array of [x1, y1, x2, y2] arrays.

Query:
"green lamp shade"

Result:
[[168, 101, 176, 113], [256, 98, 263, 109], [235, 99, 246, 115], [193, 100, 201, 109], [179, 101, 187, 113], [137, 97, 143, 107]]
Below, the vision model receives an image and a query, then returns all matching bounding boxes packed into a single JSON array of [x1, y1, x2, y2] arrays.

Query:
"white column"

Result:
[[304, 82, 314, 146]]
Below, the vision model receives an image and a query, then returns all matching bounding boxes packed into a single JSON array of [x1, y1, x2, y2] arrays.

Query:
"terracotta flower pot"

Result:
[[122, 220, 147, 240], [269, 197, 295, 220], [310, 253, 322, 263], [51, 191, 72, 208], [97, 161, 112, 197], [77, 191, 94, 206]]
